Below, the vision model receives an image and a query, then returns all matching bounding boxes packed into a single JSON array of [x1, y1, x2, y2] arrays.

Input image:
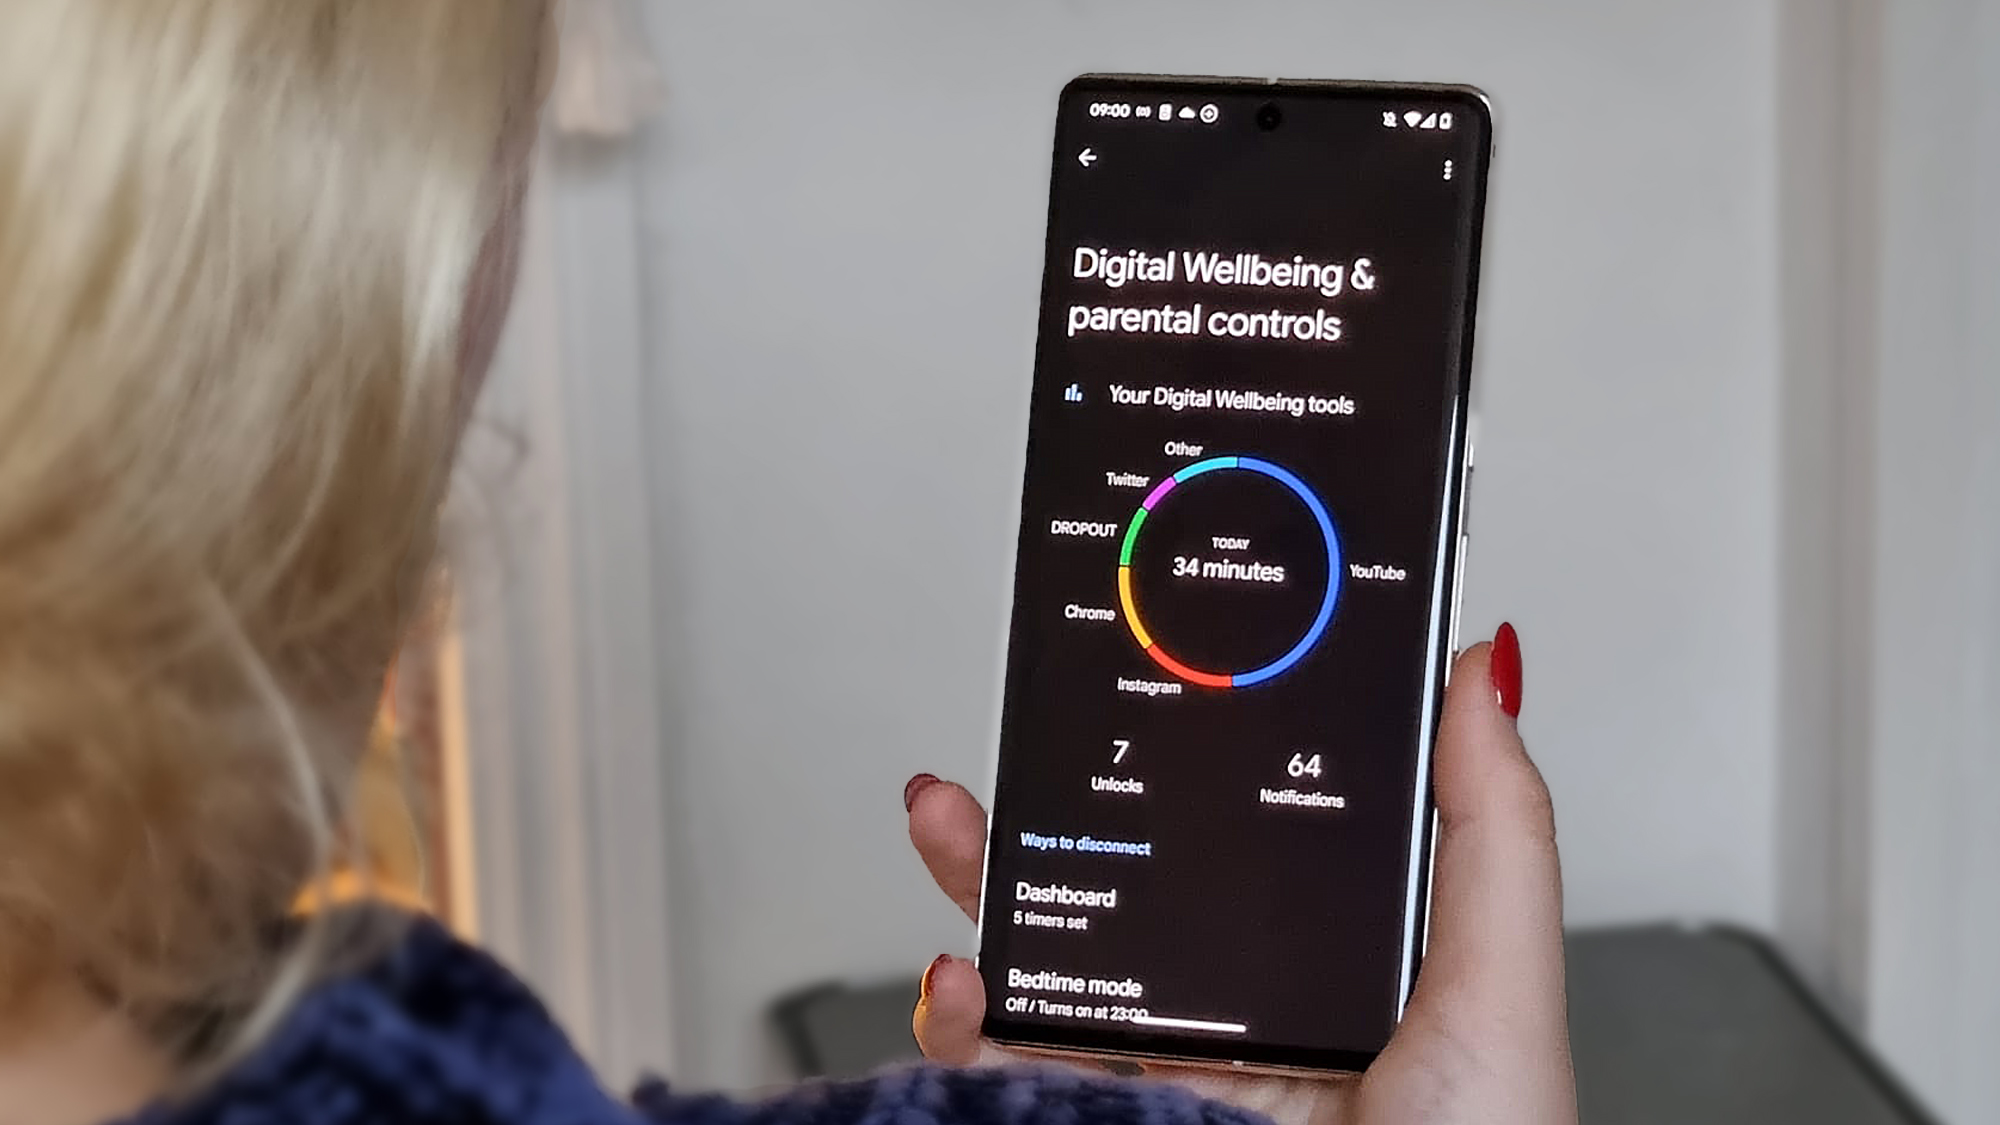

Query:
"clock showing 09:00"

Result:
[[1116, 456, 1343, 689]]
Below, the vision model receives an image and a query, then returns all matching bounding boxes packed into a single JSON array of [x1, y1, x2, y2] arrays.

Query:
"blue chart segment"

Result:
[[1117, 456, 1342, 688]]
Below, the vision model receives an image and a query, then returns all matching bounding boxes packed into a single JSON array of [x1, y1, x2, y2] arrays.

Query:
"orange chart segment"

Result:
[[1123, 564, 1233, 687], [1145, 646, 1233, 689]]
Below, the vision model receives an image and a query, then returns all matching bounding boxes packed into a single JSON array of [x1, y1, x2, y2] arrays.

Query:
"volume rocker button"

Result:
[[1462, 463, 1475, 538], [1448, 532, 1470, 653]]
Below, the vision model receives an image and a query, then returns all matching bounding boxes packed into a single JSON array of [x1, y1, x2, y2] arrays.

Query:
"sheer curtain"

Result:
[[553, 0, 664, 140], [446, 0, 677, 1086]]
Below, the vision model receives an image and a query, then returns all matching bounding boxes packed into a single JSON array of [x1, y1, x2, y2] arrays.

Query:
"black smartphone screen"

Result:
[[977, 78, 1491, 1073]]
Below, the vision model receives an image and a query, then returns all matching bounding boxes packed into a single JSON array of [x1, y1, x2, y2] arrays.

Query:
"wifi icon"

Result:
[[1404, 111, 1423, 127]]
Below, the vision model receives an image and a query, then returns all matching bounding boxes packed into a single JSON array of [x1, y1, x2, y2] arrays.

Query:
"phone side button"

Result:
[[1448, 533, 1470, 653], [1462, 463, 1475, 538]]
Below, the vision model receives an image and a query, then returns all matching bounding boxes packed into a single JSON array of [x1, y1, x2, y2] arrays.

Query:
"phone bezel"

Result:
[[974, 74, 1494, 1077]]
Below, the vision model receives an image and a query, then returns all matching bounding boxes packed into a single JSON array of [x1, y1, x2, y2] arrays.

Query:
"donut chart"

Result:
[[1117, 457, 1342, 688]]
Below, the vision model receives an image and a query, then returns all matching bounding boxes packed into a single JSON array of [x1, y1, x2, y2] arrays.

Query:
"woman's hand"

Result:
[[903, 630, 1577, 1125]]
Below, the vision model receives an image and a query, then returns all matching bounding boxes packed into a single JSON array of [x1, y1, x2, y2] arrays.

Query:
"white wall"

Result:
[[631, 0, 1786, 1090], [1861, 2, 2000, 1120]]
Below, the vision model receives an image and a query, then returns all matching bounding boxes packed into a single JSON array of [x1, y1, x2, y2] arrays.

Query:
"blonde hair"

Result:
[[0, 0, 546, 1058]]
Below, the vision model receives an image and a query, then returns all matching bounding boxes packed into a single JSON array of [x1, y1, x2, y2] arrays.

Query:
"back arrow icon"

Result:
[[1078, 147, 1098, 168]]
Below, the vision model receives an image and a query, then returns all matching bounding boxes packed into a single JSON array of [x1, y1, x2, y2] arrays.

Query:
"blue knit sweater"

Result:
[[114, 918, 1269, 1125]]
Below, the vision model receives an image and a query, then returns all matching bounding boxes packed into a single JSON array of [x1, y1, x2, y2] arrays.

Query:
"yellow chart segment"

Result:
[[1117, 565, 1155, 650]]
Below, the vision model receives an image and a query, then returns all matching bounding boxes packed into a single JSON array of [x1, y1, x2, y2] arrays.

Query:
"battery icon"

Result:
[[1158, 102, 1173, 122]]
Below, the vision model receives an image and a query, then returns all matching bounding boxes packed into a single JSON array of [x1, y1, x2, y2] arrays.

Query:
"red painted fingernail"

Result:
[[903, 774, 942, 812], [920, 955, 951, 1002], [1491, 622, 1523, 719]]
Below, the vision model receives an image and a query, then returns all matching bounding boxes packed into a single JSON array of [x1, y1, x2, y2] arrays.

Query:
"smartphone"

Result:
[[976, 76, 1493, 1075]]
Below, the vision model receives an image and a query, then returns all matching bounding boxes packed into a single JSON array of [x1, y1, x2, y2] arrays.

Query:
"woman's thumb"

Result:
[[1403, 627, 1570, 1062]]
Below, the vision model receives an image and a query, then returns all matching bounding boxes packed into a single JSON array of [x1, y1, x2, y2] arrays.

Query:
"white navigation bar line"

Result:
[[1129, 1015, 1249, 1035]]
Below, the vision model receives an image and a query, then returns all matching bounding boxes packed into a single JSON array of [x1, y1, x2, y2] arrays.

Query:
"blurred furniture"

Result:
[[1567, 927, 1936, 1124], [770, 927, 1938, 1123], [772, 978, 926, 1081]]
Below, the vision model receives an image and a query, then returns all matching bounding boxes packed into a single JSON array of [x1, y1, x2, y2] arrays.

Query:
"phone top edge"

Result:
[[1058, 75, 1495, 151], [1063, 74, 1491, 103]]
